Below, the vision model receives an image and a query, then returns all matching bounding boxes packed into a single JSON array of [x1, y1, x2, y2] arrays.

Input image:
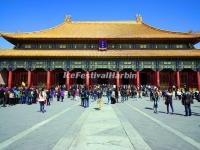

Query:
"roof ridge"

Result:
[[71, 21, 137, 24]]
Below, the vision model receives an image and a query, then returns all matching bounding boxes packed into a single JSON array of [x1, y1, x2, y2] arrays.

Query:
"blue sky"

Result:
[[0, 0, 200, 48]]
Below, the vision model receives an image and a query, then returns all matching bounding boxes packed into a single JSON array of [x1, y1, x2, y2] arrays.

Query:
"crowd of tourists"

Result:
[[0, 85, 66, 113], [0, 84, 200, 116], [68, 84, 200, 116]]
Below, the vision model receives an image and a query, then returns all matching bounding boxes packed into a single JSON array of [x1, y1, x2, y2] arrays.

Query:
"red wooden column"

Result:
[[197, 71, 200, 91], [86, 71, 90, 89], [66, 70, 70, 91], [136, 70, 140, 87], [47, 70, 51, 90], [116, 71, 120, 91], [155, 70, 160, 87], [176, 70, 181, 89], [27, 70, 32, 88], [8, 70, 13, 88]]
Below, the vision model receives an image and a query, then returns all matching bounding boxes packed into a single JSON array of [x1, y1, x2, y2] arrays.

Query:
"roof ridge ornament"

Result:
[[188, 30, 193, 33], [64, 15, 72, 23], [136, 14, 143, 23]]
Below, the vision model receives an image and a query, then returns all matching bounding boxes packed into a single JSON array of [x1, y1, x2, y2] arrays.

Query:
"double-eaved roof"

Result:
[[0, 16, 200, 58]]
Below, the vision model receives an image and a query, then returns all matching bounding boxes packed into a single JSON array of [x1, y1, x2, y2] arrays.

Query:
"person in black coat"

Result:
[[182, 88, 193, 116], [80, 89, 85, 107], [4, 90, 9, 106], [0, 87, 5, 107], [196, 91, 200, 102], [46, 90, 51, 106], [152, 89, 160, 113], [115, 88, 119, 103], [165, 88, 174, 114], [32, 89, 38, 103], [57, 89, 61, 101]]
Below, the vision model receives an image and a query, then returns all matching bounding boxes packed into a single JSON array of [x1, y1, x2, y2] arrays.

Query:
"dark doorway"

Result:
[[59, 73, 65, 85], [97, 77, 108, 85], [122, 76, 129, 85], [90, 69, 115, 85], [141, 73, 147, 85], [77, 75, 84, 85]]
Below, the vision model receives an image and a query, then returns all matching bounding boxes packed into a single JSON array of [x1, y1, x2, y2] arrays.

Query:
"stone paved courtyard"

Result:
[[0, 97, 200, 150]]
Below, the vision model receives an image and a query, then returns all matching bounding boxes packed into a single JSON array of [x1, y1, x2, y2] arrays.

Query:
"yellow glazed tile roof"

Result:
[[1, 21, 200, 39], [0, 49, 200, 58]]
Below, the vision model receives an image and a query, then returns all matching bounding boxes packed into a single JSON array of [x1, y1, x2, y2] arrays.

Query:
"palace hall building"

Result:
[[0, 15, 200, 90]]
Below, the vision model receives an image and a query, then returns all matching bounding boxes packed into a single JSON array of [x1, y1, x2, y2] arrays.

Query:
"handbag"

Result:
[[165, 100, 168, 105]]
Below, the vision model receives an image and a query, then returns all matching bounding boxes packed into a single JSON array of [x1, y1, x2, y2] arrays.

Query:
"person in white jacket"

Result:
[[38, 88, 46, 113]]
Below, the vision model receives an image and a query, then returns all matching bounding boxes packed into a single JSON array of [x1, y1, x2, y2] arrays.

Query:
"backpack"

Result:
[[197, 93, 200, 101]]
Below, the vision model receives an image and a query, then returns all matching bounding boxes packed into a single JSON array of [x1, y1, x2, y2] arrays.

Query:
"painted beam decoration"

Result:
[[70, 60, 87, 69], [12, 61, 28, 70], [51, 60, 67, 69], [179, 61, 196, 70], [139, 60, 156, 70], [119, 61, 136, 70], [0, 60, 10, 70], [0, 59, 199, 71], [197, 61, 200, 70], [31, 60, 48, 69], [159, 60, 176, 70], [90, 61, 116, 70]]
